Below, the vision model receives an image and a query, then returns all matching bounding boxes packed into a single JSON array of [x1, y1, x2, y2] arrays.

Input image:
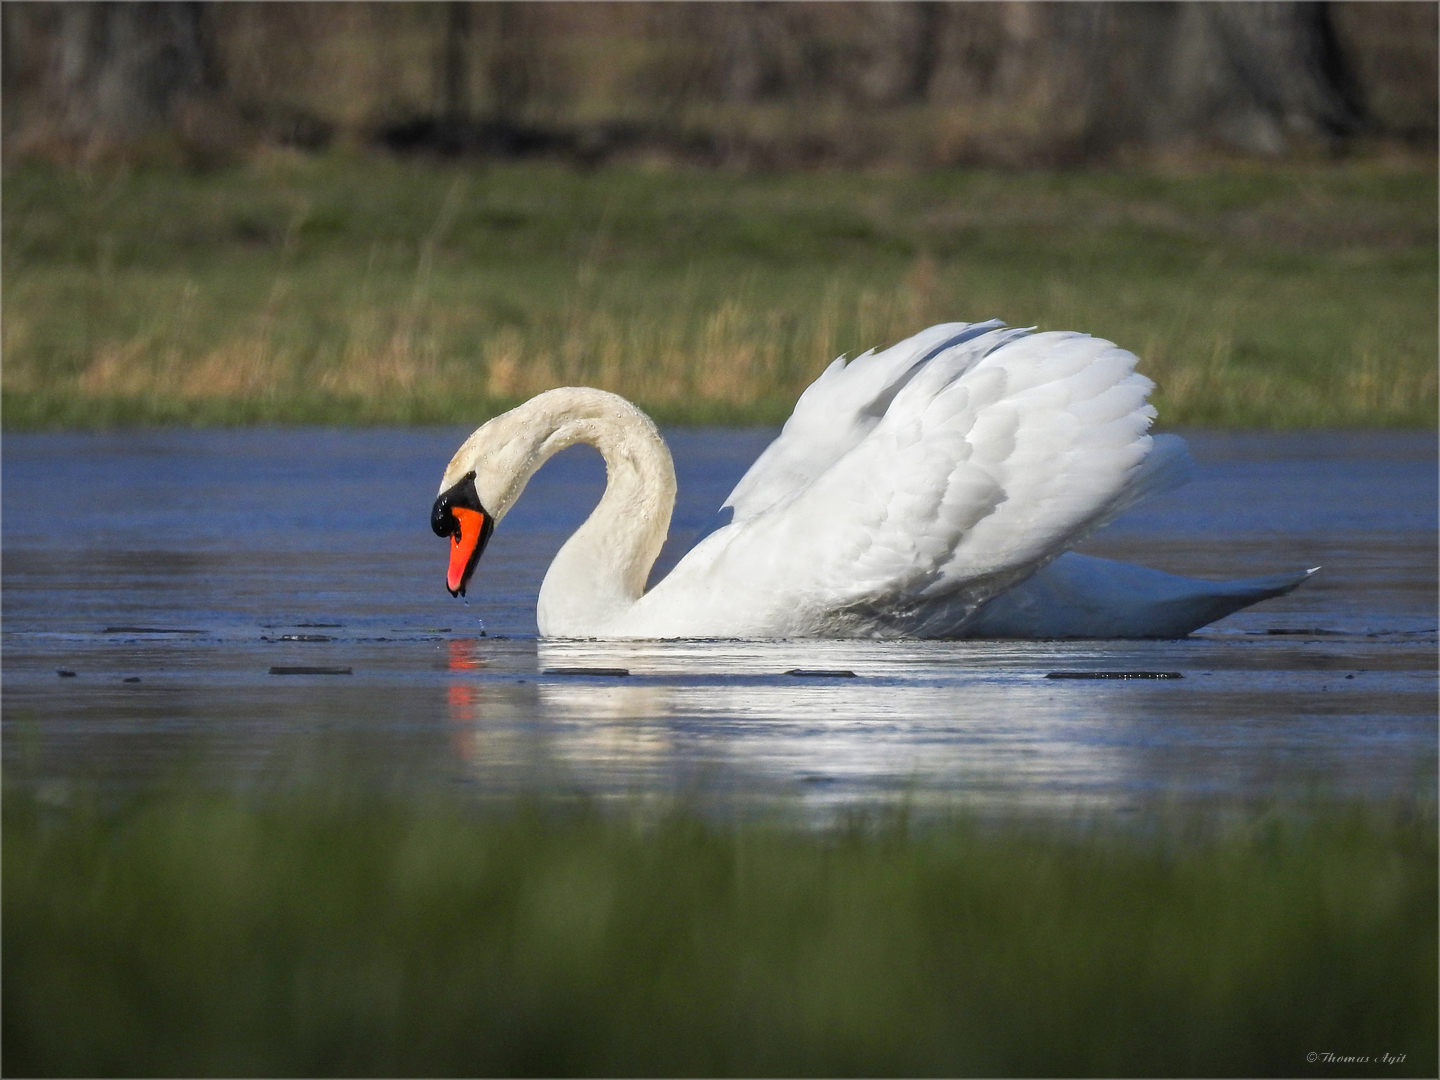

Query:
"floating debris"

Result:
[[103, 626, 204, 634], [1046, 671, 1184, 680], [122, 677, 141, 683], [786, 669, 857, 678], [269, 666, 352, 676], [543, 667, 630, 677], [56, 669, 76, 677], [276, 634, 332, 642]]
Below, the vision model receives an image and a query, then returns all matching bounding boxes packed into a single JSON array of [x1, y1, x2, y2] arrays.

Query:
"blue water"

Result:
[[3, 427, 1435, 811]]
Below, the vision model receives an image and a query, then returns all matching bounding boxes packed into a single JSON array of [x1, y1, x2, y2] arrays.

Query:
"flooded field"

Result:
[[3, 427, 1435, 812]]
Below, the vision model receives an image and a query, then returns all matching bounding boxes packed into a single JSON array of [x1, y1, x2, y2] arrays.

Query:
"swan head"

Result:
[[431, 470, 496, 596], [431, 403, 556, 597]]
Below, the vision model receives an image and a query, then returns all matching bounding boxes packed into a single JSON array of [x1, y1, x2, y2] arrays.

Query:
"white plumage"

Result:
[[437, 321, 1310, 638]]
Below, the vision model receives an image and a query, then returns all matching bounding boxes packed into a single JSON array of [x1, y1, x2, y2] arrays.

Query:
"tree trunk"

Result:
[[441, 1, 471, 130], [1206, 2, 1366, 144], [487, 2, 532, 124], [1086, 1, 1368, 156], [46, 2, 218, 156]]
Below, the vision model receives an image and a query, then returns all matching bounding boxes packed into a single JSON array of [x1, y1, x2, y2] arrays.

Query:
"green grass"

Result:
[[3, 153, 1436, 429], [4, 783, 1435, 1077]]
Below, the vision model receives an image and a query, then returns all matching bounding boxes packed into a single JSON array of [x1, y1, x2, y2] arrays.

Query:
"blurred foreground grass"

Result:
[[3, 154, 1435, 429], [4, 784, 1435, 1077]]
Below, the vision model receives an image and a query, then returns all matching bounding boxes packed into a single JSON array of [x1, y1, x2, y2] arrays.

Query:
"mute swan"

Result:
[[433, 321, 1312, 639]]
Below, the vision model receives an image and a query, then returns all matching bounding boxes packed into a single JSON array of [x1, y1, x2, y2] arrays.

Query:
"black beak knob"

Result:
[[432, 471, 481, 537]]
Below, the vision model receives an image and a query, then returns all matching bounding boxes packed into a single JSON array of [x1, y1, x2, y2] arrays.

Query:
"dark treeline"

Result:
[[2, 1, 1435, 168]]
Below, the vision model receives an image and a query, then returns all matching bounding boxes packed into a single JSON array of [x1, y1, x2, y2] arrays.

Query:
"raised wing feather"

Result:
[[721, 320, 1016, 522], [648, 325, 1183, 637]]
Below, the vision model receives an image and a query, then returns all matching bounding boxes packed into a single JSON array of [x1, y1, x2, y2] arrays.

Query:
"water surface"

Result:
[[3, 427, 1435, 812]]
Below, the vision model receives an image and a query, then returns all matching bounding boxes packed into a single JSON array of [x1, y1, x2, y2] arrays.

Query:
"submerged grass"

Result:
[[3, 154, 1435, 429], [3, 782, 1435, 1077]]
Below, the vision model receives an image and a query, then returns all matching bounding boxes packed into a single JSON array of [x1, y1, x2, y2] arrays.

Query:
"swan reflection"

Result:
[[437, 639, 1174, 809]]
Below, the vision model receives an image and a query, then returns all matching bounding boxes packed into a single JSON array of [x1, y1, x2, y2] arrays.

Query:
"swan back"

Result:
[[627, 324, 1184, 637]]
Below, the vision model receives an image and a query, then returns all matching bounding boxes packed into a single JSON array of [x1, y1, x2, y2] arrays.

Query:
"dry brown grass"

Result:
[[8, 252, 1434, 428], [3, 158, 1434, 428]]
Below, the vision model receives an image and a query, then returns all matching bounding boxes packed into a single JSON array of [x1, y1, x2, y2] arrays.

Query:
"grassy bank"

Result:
[[3, 155, 1435, 429], [4, 784, 1435, 1077]]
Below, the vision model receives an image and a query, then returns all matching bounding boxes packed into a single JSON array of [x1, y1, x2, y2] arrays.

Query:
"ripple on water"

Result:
[[2, 428, 1435, 812]]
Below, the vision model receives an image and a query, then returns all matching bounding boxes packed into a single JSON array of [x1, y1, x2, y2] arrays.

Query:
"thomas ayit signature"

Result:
[[1307, 1051, 1407, 1065]]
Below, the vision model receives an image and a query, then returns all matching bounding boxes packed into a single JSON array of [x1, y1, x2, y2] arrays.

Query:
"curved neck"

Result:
[[494, 389, 676, 637]]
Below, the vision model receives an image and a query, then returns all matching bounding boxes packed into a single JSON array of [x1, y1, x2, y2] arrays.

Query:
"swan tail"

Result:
[[959, 554, 1317, 639]]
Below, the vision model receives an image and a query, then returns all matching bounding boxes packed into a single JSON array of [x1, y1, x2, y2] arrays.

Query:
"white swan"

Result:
[[433, 321, 1312, 639]]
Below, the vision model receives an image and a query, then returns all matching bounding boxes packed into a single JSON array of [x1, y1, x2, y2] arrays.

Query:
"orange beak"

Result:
[[432, 471, 494, 598], [446, 506, 487, 596]]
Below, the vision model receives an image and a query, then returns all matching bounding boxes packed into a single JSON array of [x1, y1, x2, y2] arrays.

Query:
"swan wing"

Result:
[[719, 320, 1020, 522], [645, 328, 1174, 636]]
